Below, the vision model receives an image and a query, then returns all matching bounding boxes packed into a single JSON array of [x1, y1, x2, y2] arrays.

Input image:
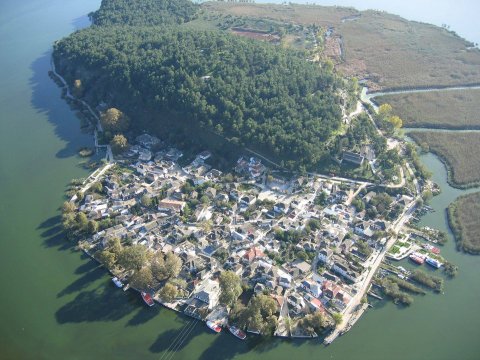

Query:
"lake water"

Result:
[[0, 1, 479, 359]]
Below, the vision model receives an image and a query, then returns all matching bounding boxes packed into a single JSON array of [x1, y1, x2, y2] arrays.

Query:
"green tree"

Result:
[[118, 245, 148, 271], [87, 220, 99, 234], [140, 194, 152, 208], [107, 237, 123, 256], [299, 312, 325, 334], [164, 252, 182, 279], [89, 181, 103, 194], [378, 103, 393, 119], [95, 249, 116, 268], [332, 312, 343, 326], [75, 191, 84, 203], [101, 108, 130, 133], [62, 212, 76, 233], [235, 294, 278, 334], [73, 79, 84, 97], [151, 252, 167, 280], [389, 115, 403, 129], [314, 191, 328, 206], [62, 201, 76, 213], [158, 283, 178, 302], [75, 212, 88, 231], [219, 271, 243, 308], [110, 134, 129, 154], [130, 266, 155, 290], [351, 198, 365, 212]]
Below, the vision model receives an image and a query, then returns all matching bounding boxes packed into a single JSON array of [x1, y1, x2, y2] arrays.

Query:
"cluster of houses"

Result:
[[79, 133, 405, 336]]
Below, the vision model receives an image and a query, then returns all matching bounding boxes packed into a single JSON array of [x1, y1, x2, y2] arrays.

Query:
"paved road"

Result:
[[325, 193, 418, 344], [70, 163, 115, 202]]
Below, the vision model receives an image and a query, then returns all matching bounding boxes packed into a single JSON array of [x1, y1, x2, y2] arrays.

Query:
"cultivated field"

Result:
[[203, 2, 480, 91], [409, 131, 480, 187], [448, 192, 480, 254], [375, 89, 480, 129]]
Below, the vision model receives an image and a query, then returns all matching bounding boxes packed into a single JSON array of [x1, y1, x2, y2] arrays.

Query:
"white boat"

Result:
[[228, 325, 246, 340], [112, 277, 123, 288], [426, 257, 442, 269]]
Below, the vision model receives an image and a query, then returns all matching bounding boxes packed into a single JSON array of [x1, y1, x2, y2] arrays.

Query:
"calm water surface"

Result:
[[0, 1, 479, 359]]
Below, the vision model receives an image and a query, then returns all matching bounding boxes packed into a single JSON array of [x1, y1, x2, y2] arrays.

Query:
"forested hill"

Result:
[[89, 0, 199, 26], [55, 0, 345, 169]]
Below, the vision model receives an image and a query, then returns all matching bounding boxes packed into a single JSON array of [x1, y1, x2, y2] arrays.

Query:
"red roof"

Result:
[[244, 246, 265, 262], [310, 298, 326, 314]]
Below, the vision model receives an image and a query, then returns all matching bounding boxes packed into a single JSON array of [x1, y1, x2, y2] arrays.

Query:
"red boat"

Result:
[[228, 325, 246, 340], [206, 321, 222, 333], [409, 254, 425, 265], [141, 292, 154, 307]]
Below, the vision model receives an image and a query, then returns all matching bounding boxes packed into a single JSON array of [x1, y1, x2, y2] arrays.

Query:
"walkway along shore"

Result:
[[49, 54, 114, 163]]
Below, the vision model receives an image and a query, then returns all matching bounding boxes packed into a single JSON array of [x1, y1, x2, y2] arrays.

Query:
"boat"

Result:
[[123, 283, 130, 291], [426, 257, 442, 269], [430, 246, 440, 254], [228, 325, 246, 340], [409, 254, 425, 265], [112, 277, 123, 288], [141, 292, 155, 307], [206, 321, 222, 333]]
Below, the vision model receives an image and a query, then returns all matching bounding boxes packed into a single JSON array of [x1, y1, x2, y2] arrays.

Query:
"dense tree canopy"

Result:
[[236, 294, 278, 335], [110, 134, 129, 154], [100, 108, 130, 133], [54, 20, 343, 169], [89, 0, 199, 27], [219, 271, 242, 307], [118, 244, 148, 271]]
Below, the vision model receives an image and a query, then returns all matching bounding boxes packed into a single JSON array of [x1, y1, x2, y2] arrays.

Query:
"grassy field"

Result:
[[202, 2, 480, 91], [409, 131, 480, 187], [448, 192, 480, 254], [375, 89, 480, 129]]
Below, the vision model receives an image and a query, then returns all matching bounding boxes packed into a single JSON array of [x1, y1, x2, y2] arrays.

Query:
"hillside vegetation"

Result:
[[376, 90, 480, 129], [54, 0, 345, 170], [205, 2, 480, 91], [89, 0, 199, 26], [409, 131, 480, 187]]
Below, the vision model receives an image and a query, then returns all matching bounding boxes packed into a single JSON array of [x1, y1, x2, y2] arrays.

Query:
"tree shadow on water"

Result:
[[197, 333, 283, 360], [74, 255, 99, 274], [55, 286, 137, 324], [57, 262, 104, 298], [37, 215, 73, 252], [126, 305, 161, 327], [149, 318, 202, 354], [29, 51, 93, 160]]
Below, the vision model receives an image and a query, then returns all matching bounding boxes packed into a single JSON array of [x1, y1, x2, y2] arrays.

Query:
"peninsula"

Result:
[[52, 0, 461, 344]]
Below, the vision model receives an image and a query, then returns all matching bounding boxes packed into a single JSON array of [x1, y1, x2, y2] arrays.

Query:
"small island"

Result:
[[52, 0, 461, 344]]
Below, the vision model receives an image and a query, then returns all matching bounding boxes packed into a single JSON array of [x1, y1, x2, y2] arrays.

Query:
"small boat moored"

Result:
[[426, 257, 443, 269], [206, 321, 222, 333], [141, 291, 155, 307], [409, 254, 424, 265], [112, 277, 124, 288], [228, 325, 246, 340]]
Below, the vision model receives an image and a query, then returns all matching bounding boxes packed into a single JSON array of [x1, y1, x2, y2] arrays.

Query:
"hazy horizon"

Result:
[[269, 0, 480, 45]]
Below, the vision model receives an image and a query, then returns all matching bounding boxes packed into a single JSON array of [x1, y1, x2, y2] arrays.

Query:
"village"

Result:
[[65, 127, 453, 342]]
